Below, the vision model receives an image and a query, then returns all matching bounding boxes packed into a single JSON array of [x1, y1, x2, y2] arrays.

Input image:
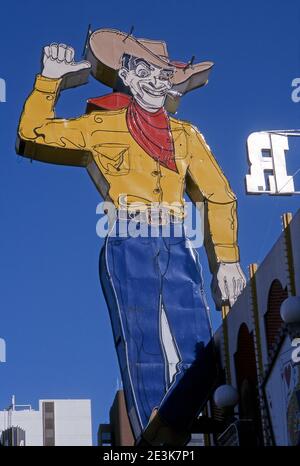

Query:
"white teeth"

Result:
[[141, 85, 166, 97]]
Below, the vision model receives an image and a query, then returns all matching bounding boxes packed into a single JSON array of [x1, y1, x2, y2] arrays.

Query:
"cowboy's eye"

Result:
[[135, 65, 150, 78], [160, 71, 173, 81]]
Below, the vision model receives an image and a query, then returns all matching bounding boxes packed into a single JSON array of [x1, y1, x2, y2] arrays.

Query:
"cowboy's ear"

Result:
[[118, 67, 129, 86]]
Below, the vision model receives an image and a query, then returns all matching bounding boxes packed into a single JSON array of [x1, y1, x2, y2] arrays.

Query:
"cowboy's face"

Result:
[[119, 56, 174, 112]]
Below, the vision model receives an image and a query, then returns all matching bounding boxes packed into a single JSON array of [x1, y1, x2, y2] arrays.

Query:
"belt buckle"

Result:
[[147, 208, 169, 226]]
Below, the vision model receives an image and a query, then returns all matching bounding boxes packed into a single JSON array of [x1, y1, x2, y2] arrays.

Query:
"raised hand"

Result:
[[42, 43, 91, 89]]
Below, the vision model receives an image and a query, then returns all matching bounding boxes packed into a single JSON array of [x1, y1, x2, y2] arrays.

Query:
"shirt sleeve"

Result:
[[185, 123, 240, 272], [17, 74, 91, 166]]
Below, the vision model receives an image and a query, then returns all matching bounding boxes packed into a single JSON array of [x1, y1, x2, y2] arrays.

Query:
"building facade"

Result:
[[207, 209, 300, 446], [0, 397, 92, 446], [98, 390, 135, 446]]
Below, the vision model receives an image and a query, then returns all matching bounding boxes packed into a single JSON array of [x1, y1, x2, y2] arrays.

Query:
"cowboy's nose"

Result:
[[153, 76, 163, 88], [148, 78, 157, 88]]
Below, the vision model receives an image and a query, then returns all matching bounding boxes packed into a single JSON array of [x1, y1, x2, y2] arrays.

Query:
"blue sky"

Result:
[[0, 0, 299, 444]]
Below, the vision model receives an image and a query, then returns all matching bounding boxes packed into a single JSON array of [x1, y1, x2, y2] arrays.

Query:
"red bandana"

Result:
[[86, 93, 177, 173]]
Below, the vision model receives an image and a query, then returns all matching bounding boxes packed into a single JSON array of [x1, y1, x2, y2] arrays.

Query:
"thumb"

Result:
[[70, 60, 91, 72]]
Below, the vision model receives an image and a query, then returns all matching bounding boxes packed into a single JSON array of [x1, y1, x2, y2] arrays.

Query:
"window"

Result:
[[265, 279, 287, 353], [42, 402, 55, 446]]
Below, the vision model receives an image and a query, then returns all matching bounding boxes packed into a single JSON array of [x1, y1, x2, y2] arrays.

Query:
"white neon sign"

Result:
[[245, 131, 300, 195]]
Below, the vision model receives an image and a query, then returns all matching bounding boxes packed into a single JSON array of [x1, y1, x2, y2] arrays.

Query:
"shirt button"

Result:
[[94, 115, 103, 123], [153, 188, 161, 194], [151, 170, 160, 176]]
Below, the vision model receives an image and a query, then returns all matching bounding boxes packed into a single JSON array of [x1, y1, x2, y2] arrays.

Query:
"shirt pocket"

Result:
[[92, 143, 131, 176], [173, 129, 188, 160]]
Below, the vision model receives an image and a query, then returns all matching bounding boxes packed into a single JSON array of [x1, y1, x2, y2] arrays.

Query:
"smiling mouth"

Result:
[[141, 84, 167, 97]]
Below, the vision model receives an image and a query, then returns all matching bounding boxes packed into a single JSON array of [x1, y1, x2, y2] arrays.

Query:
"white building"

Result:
[[0, 396, 92, 446]]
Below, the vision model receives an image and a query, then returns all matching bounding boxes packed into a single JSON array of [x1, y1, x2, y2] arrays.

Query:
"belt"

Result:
[[117, 208, 184, 226]]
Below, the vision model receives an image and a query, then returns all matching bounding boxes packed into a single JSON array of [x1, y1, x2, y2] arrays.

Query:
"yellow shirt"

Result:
[[17, 74, 240, 271]]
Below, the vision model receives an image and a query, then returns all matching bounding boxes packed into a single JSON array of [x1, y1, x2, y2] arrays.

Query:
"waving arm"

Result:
[[16, 43, 92, 167]]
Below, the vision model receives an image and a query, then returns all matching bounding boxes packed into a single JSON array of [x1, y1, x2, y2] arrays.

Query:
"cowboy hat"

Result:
[[85, 28, 214, 97]]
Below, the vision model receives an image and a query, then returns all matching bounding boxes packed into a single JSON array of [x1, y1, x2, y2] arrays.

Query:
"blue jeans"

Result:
[[100, 220, 218, 439]]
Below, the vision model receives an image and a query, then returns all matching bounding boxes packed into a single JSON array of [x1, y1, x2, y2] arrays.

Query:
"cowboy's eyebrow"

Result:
[[134, 60, 173, 74], [161, 68, 174, 74]]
